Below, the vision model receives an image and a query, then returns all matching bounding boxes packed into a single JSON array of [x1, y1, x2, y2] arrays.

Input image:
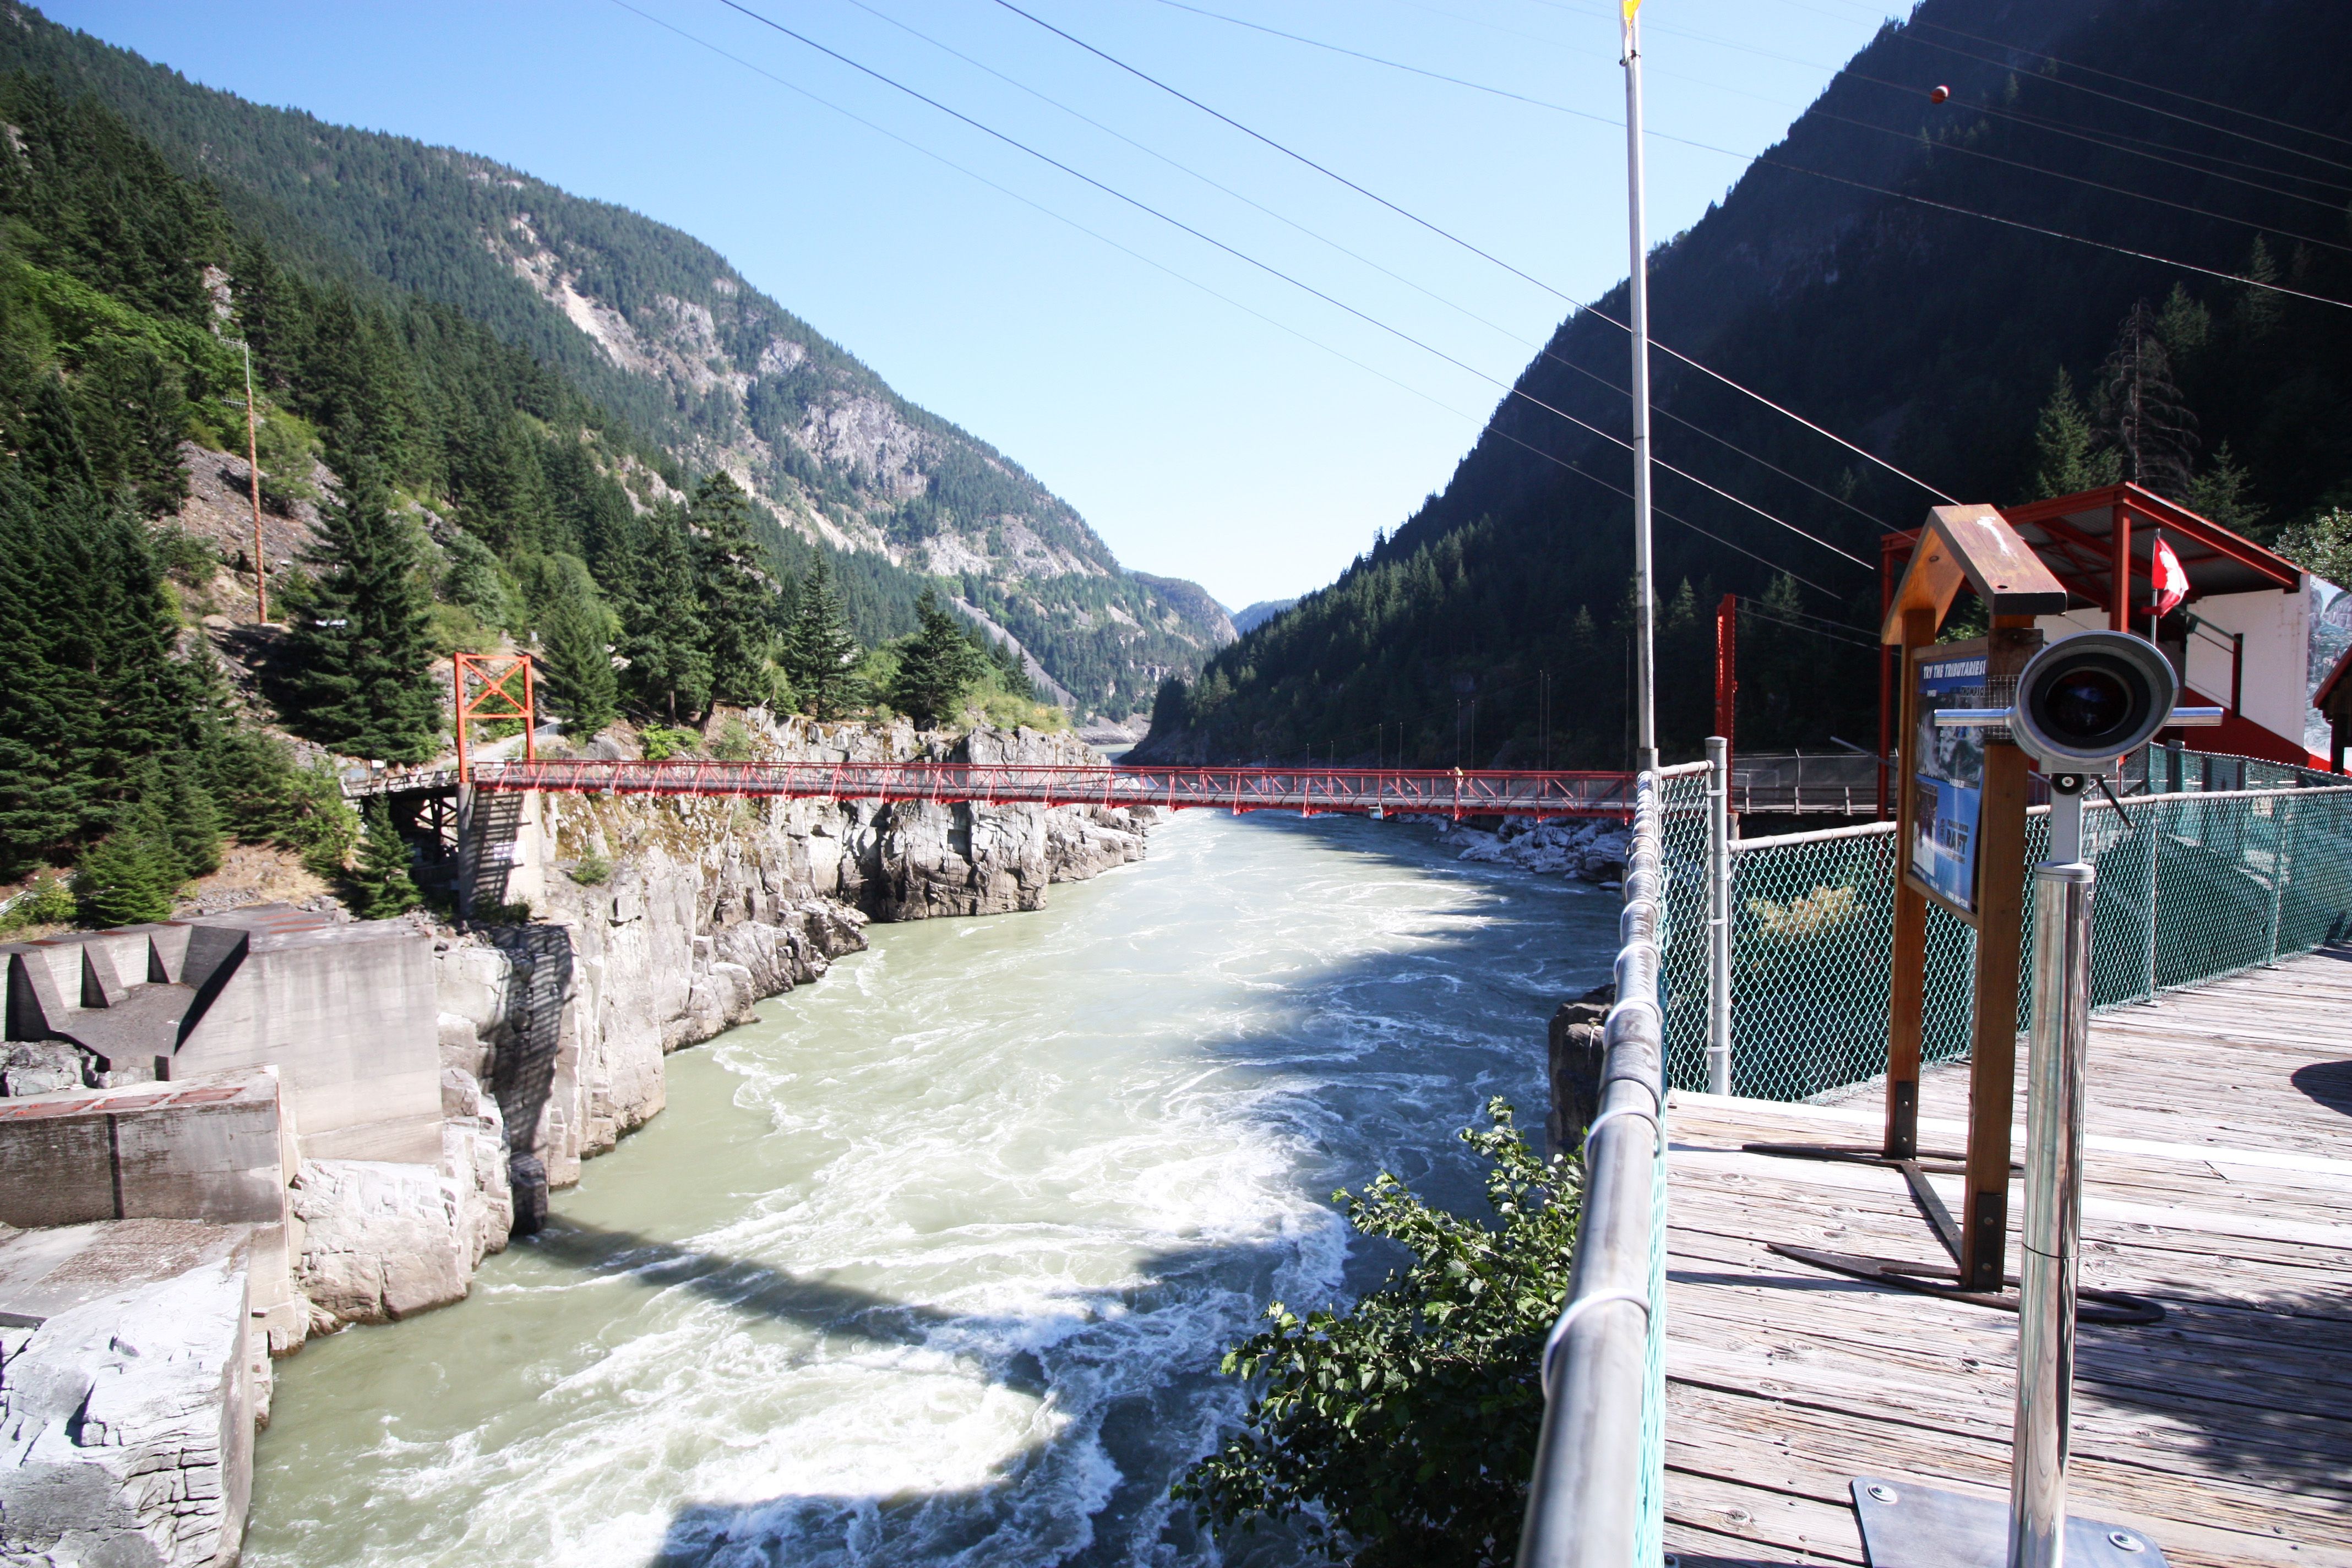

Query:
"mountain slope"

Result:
[[1139, 0, 2352, 765], [0, 4, 1223, 717]]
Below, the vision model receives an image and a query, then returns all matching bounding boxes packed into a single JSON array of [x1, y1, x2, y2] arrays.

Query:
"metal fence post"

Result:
[[2268, 795, 2293, 961], [1705, 736, 1732, 1095], [2141, 802, 2160, 1003]]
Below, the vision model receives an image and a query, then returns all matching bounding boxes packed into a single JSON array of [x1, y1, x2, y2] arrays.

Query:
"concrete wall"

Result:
[[0, 1069, 302, 1349], [168, 915, 442, 1164]]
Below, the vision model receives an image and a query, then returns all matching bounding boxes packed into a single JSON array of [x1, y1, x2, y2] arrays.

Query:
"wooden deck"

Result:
[[1663, 945, 2352, 1568]]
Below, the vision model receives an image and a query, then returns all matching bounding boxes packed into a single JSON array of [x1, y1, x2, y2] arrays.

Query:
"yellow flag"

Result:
[[1621, 0, 1642, 19]]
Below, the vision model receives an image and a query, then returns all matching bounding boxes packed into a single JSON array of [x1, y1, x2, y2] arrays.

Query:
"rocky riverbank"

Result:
[[0, 721, 1151, 1567], [434, 718, 1151, 1226]]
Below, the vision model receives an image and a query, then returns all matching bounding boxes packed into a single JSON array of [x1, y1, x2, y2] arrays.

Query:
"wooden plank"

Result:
[[1669, 951, 2352, 1566], [1961, 641, 2033, 1291], [1885, 605, 1936, 1159]]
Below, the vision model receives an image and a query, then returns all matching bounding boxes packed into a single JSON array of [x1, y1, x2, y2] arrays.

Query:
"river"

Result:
[[242, 808, 1620, 1567]]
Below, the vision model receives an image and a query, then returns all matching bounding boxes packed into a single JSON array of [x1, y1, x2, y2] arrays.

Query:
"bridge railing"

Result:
[[1665, 747, 2352, 1104], [1725, 750, 1888, 816], [1518, 761, 1705, 1567], [434, 758, 1636, 818]]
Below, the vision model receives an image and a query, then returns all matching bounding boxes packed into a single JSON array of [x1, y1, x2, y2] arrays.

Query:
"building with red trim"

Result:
[[1880, 483, 2332, 771]]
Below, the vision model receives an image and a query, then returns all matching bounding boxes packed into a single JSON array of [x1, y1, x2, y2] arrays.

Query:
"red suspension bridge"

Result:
[[463, 759, 1633, 820], [358, 655, 1636, 820], [355, 757, 1635, 820]]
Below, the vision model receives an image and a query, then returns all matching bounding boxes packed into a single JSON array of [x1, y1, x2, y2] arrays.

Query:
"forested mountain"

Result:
[[0, 3, 1226, 717], [1139, 0, 2352, 766]]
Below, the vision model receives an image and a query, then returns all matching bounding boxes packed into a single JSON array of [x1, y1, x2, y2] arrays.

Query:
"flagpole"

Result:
[[1622, 0, 1658, 774]]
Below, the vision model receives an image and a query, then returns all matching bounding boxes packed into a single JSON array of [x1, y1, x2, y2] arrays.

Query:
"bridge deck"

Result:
[[1662, 947, 2352, 1568], [351, 759, 1637, 819]]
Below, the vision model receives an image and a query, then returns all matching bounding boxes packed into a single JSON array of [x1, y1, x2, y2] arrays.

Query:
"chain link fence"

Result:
[[1661, 750, 2352, 1102]]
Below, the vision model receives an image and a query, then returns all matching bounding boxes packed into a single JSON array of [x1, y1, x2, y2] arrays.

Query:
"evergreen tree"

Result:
[[135, 756, 221, 881], [349, 795, 420, 918], [533, 558, 620, 738], [689, 472, 776, 707], [782, 554, 863, 720], [888, 589, 987, 728], [72, 791, 184, 926], [2028, 369, 2121, 500], [621, 507, 710, 721], [2094, 301, 2198, 499], [2182, 443, 2263, 535], [440, 528, 516, 629], [282, 452, 442, 761], [0, 455, 207, 874]]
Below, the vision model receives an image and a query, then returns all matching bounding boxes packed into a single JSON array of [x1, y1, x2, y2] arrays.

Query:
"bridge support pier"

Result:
[[455, 787, 547, 921]]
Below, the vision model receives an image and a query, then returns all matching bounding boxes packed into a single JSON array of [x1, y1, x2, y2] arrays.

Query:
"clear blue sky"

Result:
[[51, 0, 1895, 609]]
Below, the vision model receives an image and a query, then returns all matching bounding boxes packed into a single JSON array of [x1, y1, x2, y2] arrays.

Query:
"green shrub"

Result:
[[1177, 1101, 1581, 1568], [569, 848, 612, 885], [641, 725, 699, 761], [709, 717, 758, 762], [0, 874, 76, 932], [151, 525, 220, 587]]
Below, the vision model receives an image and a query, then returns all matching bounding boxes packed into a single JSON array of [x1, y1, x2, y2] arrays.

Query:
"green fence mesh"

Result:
[[1660, 758, 2352, 1103]]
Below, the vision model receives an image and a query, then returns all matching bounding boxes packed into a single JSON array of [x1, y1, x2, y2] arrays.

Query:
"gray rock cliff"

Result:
[[433, 721, 1150, 1218]]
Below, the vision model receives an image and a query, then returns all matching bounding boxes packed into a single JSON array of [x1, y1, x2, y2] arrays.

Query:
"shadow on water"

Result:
[[518, 1218, 1311, 1567], [578, 812, 1618, 1567]]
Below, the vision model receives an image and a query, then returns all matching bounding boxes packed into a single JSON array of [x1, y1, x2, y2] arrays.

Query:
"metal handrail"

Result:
[[1519, 770, 1670, 1567]]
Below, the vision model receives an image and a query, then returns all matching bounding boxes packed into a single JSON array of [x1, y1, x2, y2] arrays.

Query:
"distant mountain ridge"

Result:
[[0, 4, 1223, 717], [1140, 0, 2352, 765], [1229, 600, 1297, 636]]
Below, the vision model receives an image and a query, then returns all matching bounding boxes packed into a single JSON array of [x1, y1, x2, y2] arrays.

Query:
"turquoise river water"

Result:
[[242, 807, 1620, 1567]]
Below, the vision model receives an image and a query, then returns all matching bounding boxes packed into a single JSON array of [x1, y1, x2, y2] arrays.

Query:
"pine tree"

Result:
[[888, 589, 987, 728], [2028, 369, 2121, 500], [534, 559, 620, 739], [689, 472, 776, 707], [2094, 301, 2198, 499], [621, 507, 711, 721], [133, 757, 221, 881], [72, 792, 184, 927], [349, 795, 420, 918], [782, 554, 863, 720], [282, 451, 442, 762], [2181, 443, 2264, 536], [440, 528, 516, 629]]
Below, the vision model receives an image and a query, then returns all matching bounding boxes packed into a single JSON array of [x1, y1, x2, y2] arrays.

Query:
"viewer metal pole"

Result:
[[2010, 785, 2094, 1568], [1621, 0, 1657, 773], [1705, 735, 1732, 1095]]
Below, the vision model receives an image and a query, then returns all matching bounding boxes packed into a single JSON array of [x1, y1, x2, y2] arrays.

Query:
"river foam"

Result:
[[244, 809, 1619, 1567]]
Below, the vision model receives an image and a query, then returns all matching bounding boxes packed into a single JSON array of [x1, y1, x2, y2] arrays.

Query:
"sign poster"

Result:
[[1909, 643, 1988, 919]]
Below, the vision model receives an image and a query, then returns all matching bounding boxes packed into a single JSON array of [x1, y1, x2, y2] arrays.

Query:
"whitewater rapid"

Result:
[[243, 808, 1620, 1567]]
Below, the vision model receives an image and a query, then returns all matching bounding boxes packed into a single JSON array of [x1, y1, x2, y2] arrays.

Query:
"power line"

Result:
[[1888, 26, 2352, 176], [717, 0, 1872, 570], [839, 0, 1888, 535], [610, 0, 1856, 603], [1737, 598, 1878, 651], [1902, 14, 2352, 155], [1804, 105, 2352, 257], [993, 0, 1960, 505], [1744, 150, 2352, 312]]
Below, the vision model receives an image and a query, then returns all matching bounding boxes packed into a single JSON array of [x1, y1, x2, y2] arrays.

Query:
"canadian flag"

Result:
[[2152, 535, 2189, 619]]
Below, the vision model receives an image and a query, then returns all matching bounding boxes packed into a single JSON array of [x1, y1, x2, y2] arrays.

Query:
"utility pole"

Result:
[[1621, 0, 1658, 773], [242, 341, 268, 624]]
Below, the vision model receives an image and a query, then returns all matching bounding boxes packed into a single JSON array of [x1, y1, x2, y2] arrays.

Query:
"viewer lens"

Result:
[[2046, 667, 2131, 741]]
